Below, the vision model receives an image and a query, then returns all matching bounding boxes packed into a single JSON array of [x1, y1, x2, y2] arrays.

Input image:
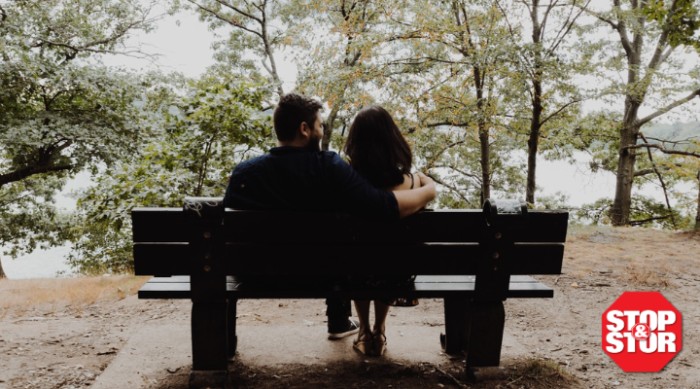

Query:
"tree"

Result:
[[286, 0, 386, 150], [181, 0, 287, 98], [0, 0, 155, 278], [496, 0, 590, 205], [587, 0, 700, 225], [68, 72, 273, 274], [696, 168, 700, 230], [399, 0, 513, 202]]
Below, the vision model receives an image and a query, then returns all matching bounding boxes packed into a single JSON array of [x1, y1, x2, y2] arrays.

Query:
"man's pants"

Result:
[[326, 298, 352, 332]]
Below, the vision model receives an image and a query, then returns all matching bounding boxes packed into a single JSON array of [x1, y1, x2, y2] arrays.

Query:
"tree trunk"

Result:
[[610, 122, 640, 226], [526, 78, 543, 205], [611, 98, 642, 226], [695, 169, 700, 231], [525, 0, 543, 206], [473, 66, 490, 202], [611, 23, 644, 226], [0, 257, 6, 279], [479, 124, 491, 202], [322, 105, 341, 152]]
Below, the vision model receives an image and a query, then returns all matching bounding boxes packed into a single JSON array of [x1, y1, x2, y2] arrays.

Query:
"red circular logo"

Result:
[[602, 292, 683, 372]]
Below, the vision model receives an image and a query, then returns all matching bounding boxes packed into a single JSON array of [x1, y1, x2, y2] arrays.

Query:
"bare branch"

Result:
[[629, 215, 671, 226], [625, 143, 700, 158], [644, 136, 699, 145], [639, 133, 676, 227], [425, 139, 468, 171], [548, 0, 591, 55], [539, 98, 583, 126], [212, 0, 262, 23], [634, 163, 683, 177], [188, 0, 263, 38], [637, 87, 700, 127], [613, 0, 635, 58], [426, 121, 469, 128], [427, 173, 475, 205], [583, 7, 618, 30]]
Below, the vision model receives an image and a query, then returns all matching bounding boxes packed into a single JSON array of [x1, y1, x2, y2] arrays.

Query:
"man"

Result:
[[224, 93, 436, 339]]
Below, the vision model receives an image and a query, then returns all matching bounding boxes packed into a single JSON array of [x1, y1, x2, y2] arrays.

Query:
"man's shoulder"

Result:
[[233, 153, 269, 172], [320, 150, 342, 161]]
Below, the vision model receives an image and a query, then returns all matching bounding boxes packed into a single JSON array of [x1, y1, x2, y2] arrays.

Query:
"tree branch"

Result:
[[188, 0, 263, 38], [426, 121, 469, 128], [548, 0, 591, 55], [639, 133, 676, 227], [427, 173, 475, 205], [629, 215, 671, 226], [212, 0, 262, 23], [0, 163, 73, 188], [637, 87, 700, 127], [634, 163, 682, 177], [583, 6, 618, 30], [539, 98, 583, 126], [625, 143, 700, 158]]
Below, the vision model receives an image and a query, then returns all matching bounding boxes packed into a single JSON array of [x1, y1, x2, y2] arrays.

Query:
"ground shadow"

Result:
[[151, 357, 581, 388]]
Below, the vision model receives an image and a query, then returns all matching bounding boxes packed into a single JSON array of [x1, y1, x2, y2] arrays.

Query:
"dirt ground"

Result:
[[0, 226, 698, 388]]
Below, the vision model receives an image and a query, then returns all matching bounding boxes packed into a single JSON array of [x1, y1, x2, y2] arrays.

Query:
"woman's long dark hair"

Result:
[[344, 106, 412, 189]]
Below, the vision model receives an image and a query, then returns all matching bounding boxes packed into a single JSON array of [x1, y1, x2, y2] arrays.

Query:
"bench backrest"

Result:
[[133, 198, 568, 299]]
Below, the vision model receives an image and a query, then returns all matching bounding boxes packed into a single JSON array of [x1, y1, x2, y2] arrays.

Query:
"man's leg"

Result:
[[326, 298, 359, 340]]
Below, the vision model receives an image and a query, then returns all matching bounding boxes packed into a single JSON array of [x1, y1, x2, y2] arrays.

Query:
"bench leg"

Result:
[[227, 298, 238, 359], [191, 301, 229, 371], [464, 301, 505, 367], [443, 297, 468, 355]]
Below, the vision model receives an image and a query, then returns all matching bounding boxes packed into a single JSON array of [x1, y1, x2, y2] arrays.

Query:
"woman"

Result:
[[344, 105, 421, 356]]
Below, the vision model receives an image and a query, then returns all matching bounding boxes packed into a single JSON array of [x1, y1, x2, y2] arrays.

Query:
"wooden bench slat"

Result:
[[137, 275, 554, 299], [132, 208, 569, 244], [133, 242, 564, 276], [143, 274, 544, 283]]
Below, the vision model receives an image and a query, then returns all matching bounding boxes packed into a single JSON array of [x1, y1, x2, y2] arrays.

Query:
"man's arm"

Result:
[[393, 172, 436, 218]]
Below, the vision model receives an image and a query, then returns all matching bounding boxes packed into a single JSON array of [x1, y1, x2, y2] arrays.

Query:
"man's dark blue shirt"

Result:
[[223, 146, 399, 219]]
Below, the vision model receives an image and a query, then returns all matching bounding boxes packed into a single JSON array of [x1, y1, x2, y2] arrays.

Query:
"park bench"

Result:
[[132, 197, 568, 384]]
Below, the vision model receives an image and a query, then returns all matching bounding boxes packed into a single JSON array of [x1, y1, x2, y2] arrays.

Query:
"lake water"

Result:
[[3, 152, 693, 279]]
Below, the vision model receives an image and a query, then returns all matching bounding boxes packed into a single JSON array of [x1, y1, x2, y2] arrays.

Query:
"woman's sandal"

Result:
[[372, 330, 387, 356], [353, 331, 374, 356]]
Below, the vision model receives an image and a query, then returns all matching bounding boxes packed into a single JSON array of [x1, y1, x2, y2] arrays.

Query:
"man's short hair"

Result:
[[273, 93, 323, 142]]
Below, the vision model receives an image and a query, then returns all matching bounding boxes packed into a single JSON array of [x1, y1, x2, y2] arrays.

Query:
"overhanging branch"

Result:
[[0, 163, 73, 188]]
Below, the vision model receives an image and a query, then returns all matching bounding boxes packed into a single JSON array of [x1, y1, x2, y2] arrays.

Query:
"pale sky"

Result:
[[105, 6, 216, 77], [106, 5, 298, 87]]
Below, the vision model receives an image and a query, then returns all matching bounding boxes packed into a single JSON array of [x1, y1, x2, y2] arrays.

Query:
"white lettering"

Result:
[[622, 333, 637, 352], [639, 333, 656, 353], [624, 310, 641, 331], [606, 332, 624, 353], [657, 311, 676, 331], [606, 310, 625, 332], [657, 332, 677, 353]]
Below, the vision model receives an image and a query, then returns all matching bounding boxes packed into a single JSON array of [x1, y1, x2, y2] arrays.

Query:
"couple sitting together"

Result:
[[223, 93, 436, 356]]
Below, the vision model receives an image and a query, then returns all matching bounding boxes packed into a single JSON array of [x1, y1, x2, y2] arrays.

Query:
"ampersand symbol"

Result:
[[634, 323, 649, 339]]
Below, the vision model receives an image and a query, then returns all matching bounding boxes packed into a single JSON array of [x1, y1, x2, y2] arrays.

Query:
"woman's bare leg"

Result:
[[372, 301, 390, 355], [353, 300, 372, 334], [352, 300, 373, 355], [372, 301, 390, 334]]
